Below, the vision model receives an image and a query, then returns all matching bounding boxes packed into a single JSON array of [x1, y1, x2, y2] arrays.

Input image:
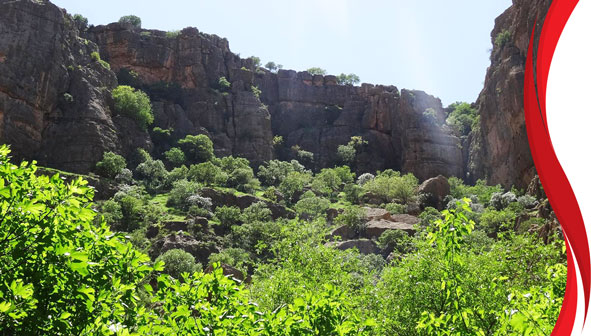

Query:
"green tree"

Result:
[[336, 73, 361, 85], [119, 15, 142, 28], [178, 134, 214, 162], [95, 151, 126, 178], [446, 102, 478, 136], [0, 145, 154, 334], [307, 67, 327, 75], [155, 249, 201, 280], [164, 147, 186, 166], [112, 85, 153, 130]]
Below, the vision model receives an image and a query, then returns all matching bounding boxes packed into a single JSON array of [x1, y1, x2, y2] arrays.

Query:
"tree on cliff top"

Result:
[[119, 15, 142, 28]]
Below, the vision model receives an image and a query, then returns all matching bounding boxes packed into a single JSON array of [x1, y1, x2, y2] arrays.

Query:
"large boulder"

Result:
[[363, 220, 416, 240], [418, 175, 450, 210], [334, 239, 379, 255]]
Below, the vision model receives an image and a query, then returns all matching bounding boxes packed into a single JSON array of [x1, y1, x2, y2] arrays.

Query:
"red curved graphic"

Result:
[[524, 0, 589, 334]]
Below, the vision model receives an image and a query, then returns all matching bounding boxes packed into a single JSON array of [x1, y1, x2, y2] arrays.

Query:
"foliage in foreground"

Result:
[[0, 145, 373, 335]]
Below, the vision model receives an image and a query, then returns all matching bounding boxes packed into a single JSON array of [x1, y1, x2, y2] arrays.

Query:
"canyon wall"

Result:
[[0, 0, 548, 187], [468, 0, 552, 189]]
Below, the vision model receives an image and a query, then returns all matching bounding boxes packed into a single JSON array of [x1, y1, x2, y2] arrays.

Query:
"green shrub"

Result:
[[311, 168, 344, 200], [155, 249, 201, 279], [295, 195, 331, 219], [306, 67, 327, 75], [208, 248, 252, 275], [215, 205, 242, 229], [188, 161, 222, 185], [164, 165, 189, 189], [0, 145, 154, 334], [257, 160, 307, 186], [95, 151, 126, 178], [135, 158, 168, 193], [362, 171, 418, 204], [384, 202, 405, 215], [334, 206, 366, 234], [495, 29, 512, 48], [377, 229, 414, 256], [90, 51, 110, 70], [448, 177, 502, 206], [279, 171, 312, 203], [167, 179, 200, 209], [446, 102, 478, 136], [165, 30, 180, 38], [72, 14, 88, 30], [164, 147, 185, 166], [336, 73, 360, 85], [178, 134, 214, 162], [251, 85, 262, 99], [218, 76, 231, 91], [112, 85, 153, 130], [241, 202, 272, 223], [119, 15, 142, 28]]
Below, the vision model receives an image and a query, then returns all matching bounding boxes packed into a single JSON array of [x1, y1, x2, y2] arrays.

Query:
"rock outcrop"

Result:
[[468, 0, 552, 189], [1, 0, 542, 187], [0, 0, 136, 173]]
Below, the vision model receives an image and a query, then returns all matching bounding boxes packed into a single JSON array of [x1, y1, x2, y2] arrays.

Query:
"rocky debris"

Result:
[[35, 168, 118, 200], [389, 214, 420, 226], [468, 0, 552, 189], [334, 239, 379, 255], [151, 234, 218, 266], [418, 175, 450, 210], [363, 220, 416, 240], [205, 263, 251, 284], [199, 187, 294, 219]]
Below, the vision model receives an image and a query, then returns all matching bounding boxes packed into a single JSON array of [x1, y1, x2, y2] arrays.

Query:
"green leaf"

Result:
[[0, 301, 11, 313]]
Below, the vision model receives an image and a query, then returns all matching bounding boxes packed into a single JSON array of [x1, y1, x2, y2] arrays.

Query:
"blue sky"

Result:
[[52, 0, 512, 105]]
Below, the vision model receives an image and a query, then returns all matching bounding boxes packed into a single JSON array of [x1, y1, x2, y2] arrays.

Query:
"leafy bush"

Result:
[[155, 249, 201, 279], [334, 206, 366, 234], [384, 202, 405, 215], [422, 108, 439, 125], [72, 14, 88, 30], [0, 145, 154, 334], [257, 160, 307, 186], [119, 15, 142, 28], [188, 161, 222, 186], [115, 168, 133, 184], [306, 67, 327, 75], [336, 73, 360, 85], [95, 151, 126, 178], [164, 165, 189, 189], [164, 147, 185, 166], [166, 179, 200, 209], [165, 30, 180, 38], [215, 205, 242, 230], [448, 177, 502, 206], [279, 171, 312, 203], [178, 134, 214, 162], [135, 158, 168, 193], [241, 202, 272, 223], [208, 248, 252, 275], [112, 85, 153, 130], [90, 51, 110, 70], [362, 171, 418, 204], [311, 168, 344, 199], [446, 102, 478, 136], [378, 229, 414, 256], [251, 85, 262, 99], [218, 76, 231, 91], [357, 173, 375, 186], [295, 195, 331, 219], [495, 29, 512, 48]]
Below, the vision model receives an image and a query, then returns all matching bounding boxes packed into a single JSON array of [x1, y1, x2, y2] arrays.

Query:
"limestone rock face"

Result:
[[468, 0, 552, 189], [89, 23, 463, 179], [0, 0, 129, 173], [89, 25, 273, 167]]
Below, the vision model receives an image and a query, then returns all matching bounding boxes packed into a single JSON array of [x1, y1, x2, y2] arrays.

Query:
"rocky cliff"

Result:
[[468, 0, 552, 189], [4, 0, 542, 184]]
